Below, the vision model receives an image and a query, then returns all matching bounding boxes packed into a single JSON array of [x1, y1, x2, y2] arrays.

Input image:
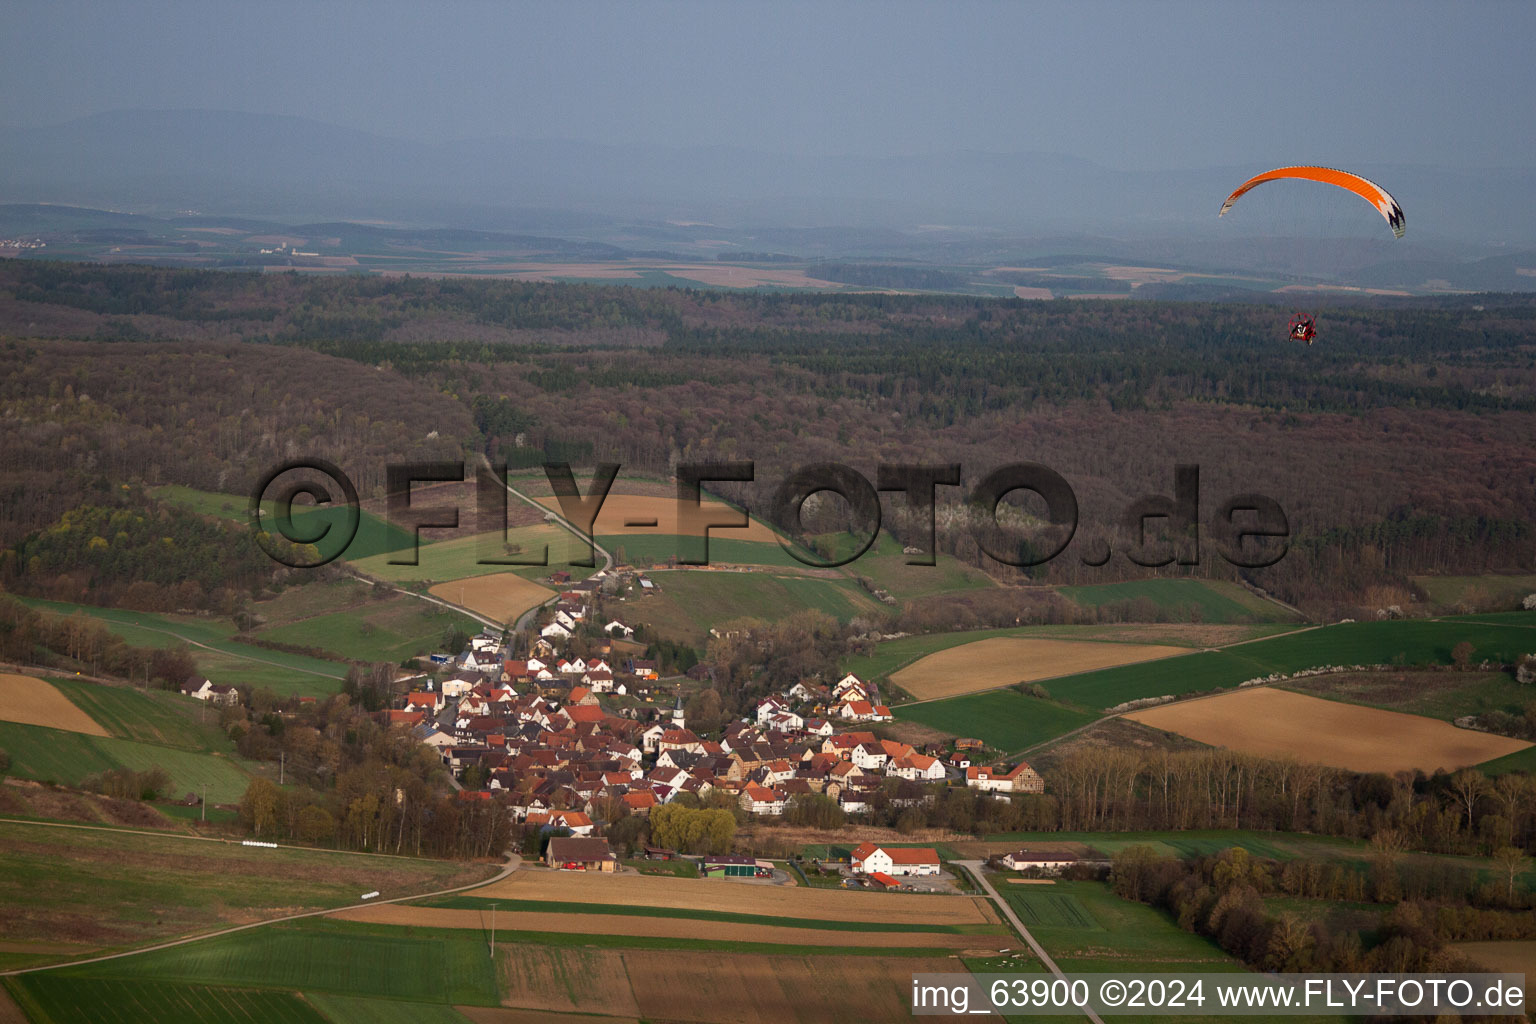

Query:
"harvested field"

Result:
[[1013, 285, 1052, 299], [498, 946, 641, 1018], [496, 947, 1000, 1024], [0, 673, 109, 736], [328, 903, 979, 947], [468, 866, 991, 925], [1124, 687, 1533, 774], [537, 493, 779, 542], [892, 637, 1191, 701], [429, 573, 553, 624], [461, 1010, 638, 1024]]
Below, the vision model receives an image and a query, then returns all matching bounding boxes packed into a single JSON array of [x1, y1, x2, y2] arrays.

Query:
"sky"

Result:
[[3, 0, 1534, 172]]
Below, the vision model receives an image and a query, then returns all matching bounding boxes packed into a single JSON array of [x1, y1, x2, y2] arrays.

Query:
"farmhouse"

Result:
[[545, 836, 617, 871], [965, 761, 1045, 794], [850, 842, 941, 877], [1001, 849, 1080, 872]]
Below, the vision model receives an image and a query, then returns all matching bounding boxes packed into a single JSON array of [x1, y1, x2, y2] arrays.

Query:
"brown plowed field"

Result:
[[468, 867, 991, 925], [328, 903, 981, 947], [891, 637, 1191, 700], [0, 674, 108, 736], [497, 947, 1003, 1023], [537, 494, 779, 542], [1125, 687, 1532, 774], [428, 573, 552, 623]]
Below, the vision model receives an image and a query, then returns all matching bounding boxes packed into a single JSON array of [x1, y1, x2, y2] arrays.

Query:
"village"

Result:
[[363, 566, 1058, 889]]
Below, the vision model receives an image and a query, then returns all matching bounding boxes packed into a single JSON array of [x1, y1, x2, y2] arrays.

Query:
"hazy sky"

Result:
[[3, 0, 1533, 170]]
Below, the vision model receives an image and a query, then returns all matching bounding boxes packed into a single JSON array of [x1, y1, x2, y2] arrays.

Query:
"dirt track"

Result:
[[1125, 687, 1532, 774], [328, 903, 982, 947], [0, 674, 109, 736], [467, 867, 992, 925]]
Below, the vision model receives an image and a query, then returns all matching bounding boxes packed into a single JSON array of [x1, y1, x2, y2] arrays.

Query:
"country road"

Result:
[[957, 860, 1106, 1024]]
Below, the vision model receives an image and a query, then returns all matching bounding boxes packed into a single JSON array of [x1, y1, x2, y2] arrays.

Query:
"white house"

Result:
[[966, 762, 1045, 794], [889, 752, 946, 781], [765, 711, 804, 734], [1001, 850, 1080, 872], [739, 783, 786, 816], [604, 621, 634, 639], [540, 622, 572, 641], [850, 842, 941, 876]]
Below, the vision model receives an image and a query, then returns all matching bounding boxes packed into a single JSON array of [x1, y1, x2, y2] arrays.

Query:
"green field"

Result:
[[1413, 574, 1536, 611], [66, 920, 501, 1005], [1282, 669, 1533, 723], [626, 569, 889, 641], [896, 691, 1100, 753], [254, 594, 479, 663], [49, 678, 230, 752], [999, 879, 1241, 972], [16, 596, 346, 696], [5, 976, 328, 1024], [1058, 578, 1296, 623], [305, 993, 473, 1024], [348, 524, 585, 584], [0, 820, 493, 964], [603, 533, 814, 569], [844, 622, 1295, 684], [0, 721, 252, 802], [151, 483, 418, 563], [899, 614, 1536, 734], [843, 532, 997, 600]]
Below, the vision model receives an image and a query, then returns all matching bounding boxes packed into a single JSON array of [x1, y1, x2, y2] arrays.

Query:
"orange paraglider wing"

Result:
[[1219, 166, 1404, 238]]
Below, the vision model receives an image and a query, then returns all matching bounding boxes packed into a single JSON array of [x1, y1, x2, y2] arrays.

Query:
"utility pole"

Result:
[[280, 751, 285, 786], [201, 783, 206, 823], [489, 902, 497, 957]]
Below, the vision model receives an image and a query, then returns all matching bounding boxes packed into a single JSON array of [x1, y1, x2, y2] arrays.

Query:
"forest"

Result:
[[2, 260, 1534, 618]]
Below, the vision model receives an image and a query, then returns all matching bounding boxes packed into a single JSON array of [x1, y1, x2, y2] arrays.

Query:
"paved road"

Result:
[[0, 839, 519, 978], [956, 860, 1106, 1024]]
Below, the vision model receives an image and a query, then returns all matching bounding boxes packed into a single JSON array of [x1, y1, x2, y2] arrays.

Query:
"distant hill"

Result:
[[5, 109, 1536, 251]]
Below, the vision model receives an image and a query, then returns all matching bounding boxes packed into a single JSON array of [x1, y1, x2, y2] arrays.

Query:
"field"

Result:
[[15, 597, 346, 696], [890, 636, 1193, 701], [1414, 574, 1536, 610], [841, 532, 997, 601], [623, 569, 887, 642], [4, 977, 327, 1024], [1281, 669, 1533, 723], [467, 866, 993, 925], [896, 613, 1536, 743], [0, 721, 253, 802], [151, 483, 419, 562], [0, 820, 495, 959], [1124, 687, 1532, 774], [48, 678, 229, 751], [427, 573, 553, 626], [0, 673, 109, 736], [57, 920, 500, 1004], [602, 533, 811, 569], [256, 591, 483, 661], [843, 622, 1294, 684], [999, 879, 1243, 974], [348, 524, 582, 584], [1058, 578, 1295, 623], [537, 493, 781, 543], [894, 691, 1100, 754], [496, 946, 996, 1024], [328, 903, 987, 948]]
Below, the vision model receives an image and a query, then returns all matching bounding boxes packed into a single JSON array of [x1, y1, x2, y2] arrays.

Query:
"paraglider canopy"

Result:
[[1219, 166, 1405, 239]]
